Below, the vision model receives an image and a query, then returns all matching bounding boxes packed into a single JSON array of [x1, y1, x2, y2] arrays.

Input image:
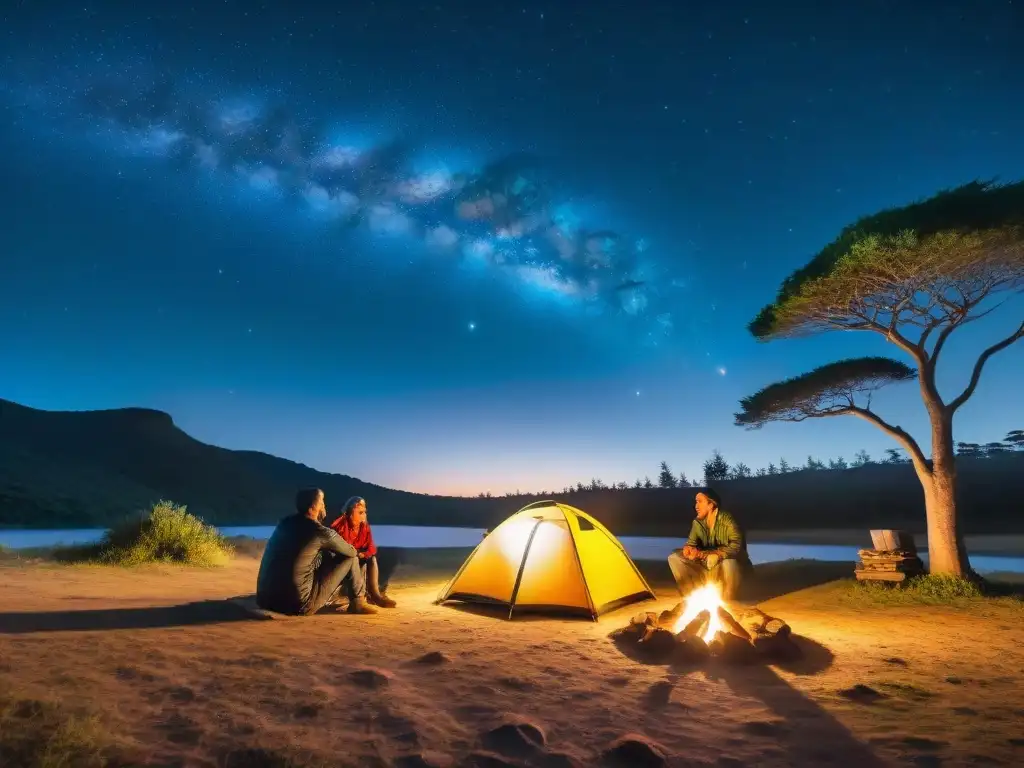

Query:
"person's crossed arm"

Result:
[[318, 526, 358, 558]]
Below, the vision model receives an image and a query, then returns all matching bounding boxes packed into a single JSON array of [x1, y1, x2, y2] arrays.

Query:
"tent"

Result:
[[435, 501, 655, 620]]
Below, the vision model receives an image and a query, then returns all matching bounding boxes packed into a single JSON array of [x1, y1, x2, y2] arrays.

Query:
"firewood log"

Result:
[[659, 603, 683, 627], [717, 606, 752, 642], [736, 607, 768, 634], [710, 633, 758, 663], [763, 617, 791, 637], [676, 634, 710, 661], [630, 611, 659, 628], [680, 610, 710, 638], [638, 624, 659, 644], [637, 627, 677, 660]]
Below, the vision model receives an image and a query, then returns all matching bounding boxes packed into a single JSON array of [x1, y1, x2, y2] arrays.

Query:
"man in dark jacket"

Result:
[[256, 487, 377, 615], [667, 488, 752, 600]]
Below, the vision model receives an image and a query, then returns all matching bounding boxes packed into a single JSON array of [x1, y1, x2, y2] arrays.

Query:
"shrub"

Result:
[[57, 501, 233, 567]]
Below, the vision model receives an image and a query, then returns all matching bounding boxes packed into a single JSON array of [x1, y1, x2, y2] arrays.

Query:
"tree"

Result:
[[658, 461, 678, 488], [575, 481, 585, 492], [633, 478, 643, 489], [703, 450, 730, 483], [755, 467, 768, 477], [730, 462, 752, 479], [829, 456, 849, 470], [643, 476, 654, 489], [955, 442, 983, 458], [983, 441, 1011, 455], [778, 458, 791, 473], [767, 462, 778, 475], [1006, 430, 1024, 450], [737, 180, 1024, 576], [883, 447, 906, 465], [678, 471, 692, 487], [852, 449, 872, 467], [805, 455, 826, 471]]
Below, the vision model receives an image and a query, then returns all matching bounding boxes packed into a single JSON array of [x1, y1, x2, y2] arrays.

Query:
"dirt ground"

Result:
[[1, 552, 1022, 767]]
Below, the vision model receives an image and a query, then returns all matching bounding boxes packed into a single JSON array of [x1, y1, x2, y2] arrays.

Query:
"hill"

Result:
[[2, 398, 1023, 535]]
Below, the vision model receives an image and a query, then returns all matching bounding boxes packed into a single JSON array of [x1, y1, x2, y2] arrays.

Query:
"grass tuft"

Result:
[[56, 500, 233, 567], [838, 572, 1024, 607], [0, 696, 116, 768]]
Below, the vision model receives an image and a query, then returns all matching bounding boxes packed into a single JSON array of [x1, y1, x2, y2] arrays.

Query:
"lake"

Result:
[[2, 525, 1023, 574]]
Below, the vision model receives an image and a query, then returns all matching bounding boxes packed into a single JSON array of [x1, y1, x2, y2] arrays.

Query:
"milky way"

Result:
[[8, 69, 693, 349]]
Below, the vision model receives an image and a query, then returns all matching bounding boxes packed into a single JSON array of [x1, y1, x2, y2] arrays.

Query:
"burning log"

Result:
[[716, 606, 751, 642], [737, 607, 790, 638], [679, 609, 710, 639], [617, 583, 799, 664]]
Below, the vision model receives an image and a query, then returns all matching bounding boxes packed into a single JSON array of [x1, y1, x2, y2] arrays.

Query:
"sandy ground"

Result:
[[1, 552, 1023, 768]]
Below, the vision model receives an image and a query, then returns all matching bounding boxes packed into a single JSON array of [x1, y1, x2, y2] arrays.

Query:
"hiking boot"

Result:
[[371, 592, 397, 609], [347, 597, 378, 615]]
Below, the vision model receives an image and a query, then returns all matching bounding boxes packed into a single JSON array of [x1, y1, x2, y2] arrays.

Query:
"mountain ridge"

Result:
[[2, 397, 1023, 535]]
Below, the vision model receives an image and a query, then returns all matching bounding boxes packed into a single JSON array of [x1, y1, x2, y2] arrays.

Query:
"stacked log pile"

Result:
[[616, 604, 799, 665], [854, 529, 924, 582]]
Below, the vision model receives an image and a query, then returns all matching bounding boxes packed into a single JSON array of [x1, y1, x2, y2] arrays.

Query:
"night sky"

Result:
[[2, 1, 1022, 496]]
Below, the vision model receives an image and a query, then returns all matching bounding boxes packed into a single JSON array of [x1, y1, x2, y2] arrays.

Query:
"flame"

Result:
[[671, 582, 724, 643]]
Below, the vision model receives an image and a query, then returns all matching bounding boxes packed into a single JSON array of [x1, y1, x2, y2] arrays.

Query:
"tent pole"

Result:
[[506, 519, 544, 620]]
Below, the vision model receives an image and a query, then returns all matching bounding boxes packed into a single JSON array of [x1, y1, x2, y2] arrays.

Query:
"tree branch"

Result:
[[848, 405, 931, 474], [949, 320, 1024, 413]]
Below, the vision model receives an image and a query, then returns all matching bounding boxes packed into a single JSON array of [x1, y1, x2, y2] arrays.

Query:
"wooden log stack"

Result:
[[854, 529, 925, 583], [615, 603, 798, 664]]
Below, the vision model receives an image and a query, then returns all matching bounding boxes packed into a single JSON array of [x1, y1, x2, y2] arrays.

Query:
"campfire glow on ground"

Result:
[[671, 583, 725, 643]]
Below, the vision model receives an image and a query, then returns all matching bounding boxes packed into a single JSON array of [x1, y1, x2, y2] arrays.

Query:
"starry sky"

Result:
[[2, 0, 1023, 496]]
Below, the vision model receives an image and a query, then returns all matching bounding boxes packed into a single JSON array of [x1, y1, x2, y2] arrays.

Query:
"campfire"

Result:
[[615, 583, 799, 664]]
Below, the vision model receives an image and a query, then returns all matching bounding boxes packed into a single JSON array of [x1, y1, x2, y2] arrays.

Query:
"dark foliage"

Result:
[[735, 357, 916, 428]]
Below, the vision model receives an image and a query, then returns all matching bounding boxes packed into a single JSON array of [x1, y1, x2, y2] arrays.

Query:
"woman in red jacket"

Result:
[[331, 496, 397, 608]]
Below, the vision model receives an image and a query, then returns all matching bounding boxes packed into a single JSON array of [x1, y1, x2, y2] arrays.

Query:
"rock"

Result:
[[348, 668, 392, 688], [413, 651, 450, 665], [393, 753, 454, 768], [839, 684, 888, 704], [601, 734, 667, 767], [480, 721, 546, 757]]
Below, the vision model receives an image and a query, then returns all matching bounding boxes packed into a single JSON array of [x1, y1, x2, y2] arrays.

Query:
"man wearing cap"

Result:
[[667, 488, 751, 600]]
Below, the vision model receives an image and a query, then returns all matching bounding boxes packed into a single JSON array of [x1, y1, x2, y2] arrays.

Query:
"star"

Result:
[[468, 322, 476, 331], [716, 366, 727, 376]]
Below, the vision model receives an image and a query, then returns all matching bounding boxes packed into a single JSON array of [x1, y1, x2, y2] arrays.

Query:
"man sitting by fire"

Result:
[[667, 488, 752, 601]]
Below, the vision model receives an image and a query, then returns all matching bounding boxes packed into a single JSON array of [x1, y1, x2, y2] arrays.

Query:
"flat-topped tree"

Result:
[[739, 180, 1024, 577]]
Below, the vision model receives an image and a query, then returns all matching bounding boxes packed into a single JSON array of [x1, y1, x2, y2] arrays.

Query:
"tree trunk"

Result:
[[920, 414, 971, 577]]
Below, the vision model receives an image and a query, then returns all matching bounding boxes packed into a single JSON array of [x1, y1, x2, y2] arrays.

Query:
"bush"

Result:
[[57, 501, 233, 567]]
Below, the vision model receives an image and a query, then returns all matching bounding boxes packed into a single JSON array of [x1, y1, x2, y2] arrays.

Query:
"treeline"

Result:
[[476, 429, 1024, 499]]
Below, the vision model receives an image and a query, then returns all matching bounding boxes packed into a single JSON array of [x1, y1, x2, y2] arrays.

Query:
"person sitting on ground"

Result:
[[667, 488, 752, 601], [330, 496, 397, 608], [256, 487, 377, 616]]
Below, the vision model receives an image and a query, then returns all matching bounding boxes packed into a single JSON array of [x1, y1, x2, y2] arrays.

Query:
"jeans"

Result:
[[303, 551, 366, 615], [359, 555, 386, 598], [667, 550, 744, 601]]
